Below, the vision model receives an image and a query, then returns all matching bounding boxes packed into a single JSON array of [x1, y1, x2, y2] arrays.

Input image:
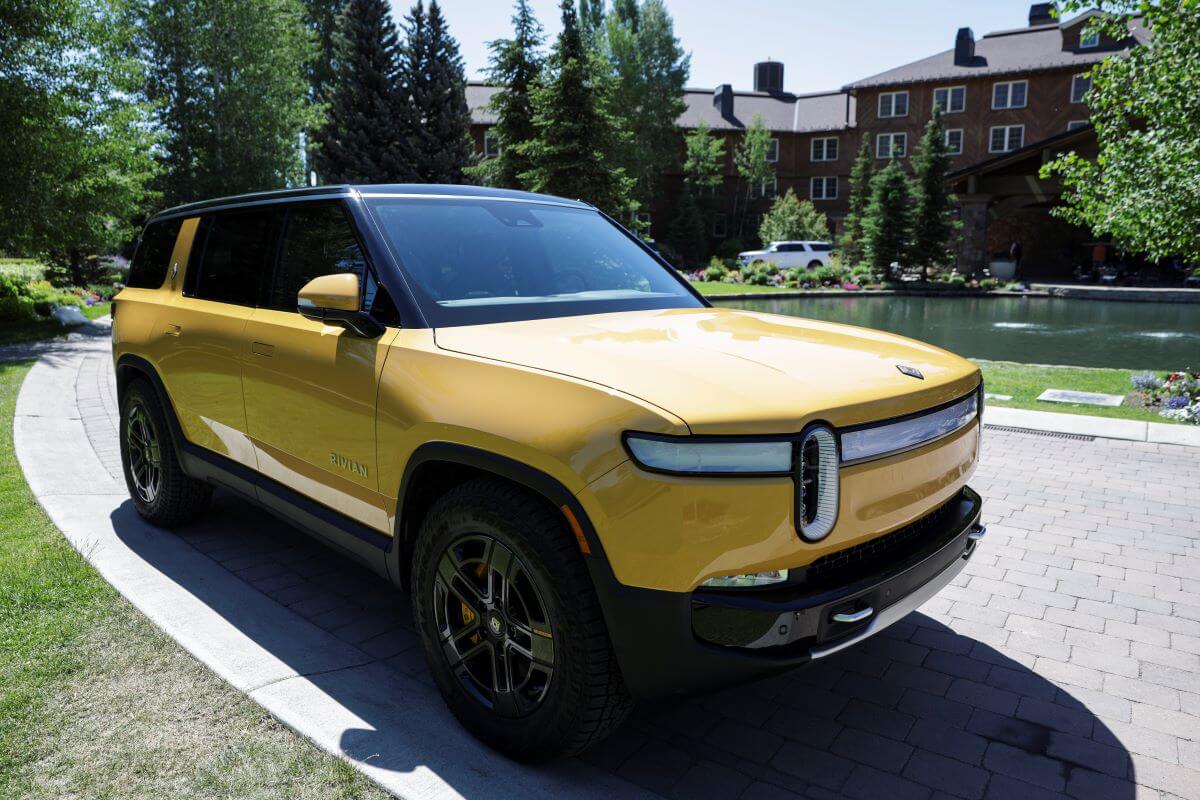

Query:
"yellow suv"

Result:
[[113, 185, 985, 759]]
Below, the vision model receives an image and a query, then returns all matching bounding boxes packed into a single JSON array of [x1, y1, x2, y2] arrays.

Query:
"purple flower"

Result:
[[1164, 395, 1189, 410]]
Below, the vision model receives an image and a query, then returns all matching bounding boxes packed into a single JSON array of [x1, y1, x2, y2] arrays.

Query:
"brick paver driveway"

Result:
[[78, 349, 1200, 800]]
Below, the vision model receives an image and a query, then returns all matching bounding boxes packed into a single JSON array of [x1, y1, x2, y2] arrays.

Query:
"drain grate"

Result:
[[984, 424, 1095, 441]]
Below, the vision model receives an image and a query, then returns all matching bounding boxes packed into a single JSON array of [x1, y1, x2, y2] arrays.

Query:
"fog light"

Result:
[[701, 569, 789, 589]]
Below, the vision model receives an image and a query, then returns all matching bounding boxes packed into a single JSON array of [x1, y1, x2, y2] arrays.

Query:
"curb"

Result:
[[985, 406, 1200, 447], [12, 339, 653, 800]]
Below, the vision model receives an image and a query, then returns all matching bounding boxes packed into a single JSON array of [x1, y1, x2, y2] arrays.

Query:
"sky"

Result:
[[400, 0, 1050, 94]]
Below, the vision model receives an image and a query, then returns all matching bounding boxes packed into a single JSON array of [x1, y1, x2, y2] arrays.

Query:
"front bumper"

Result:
[[586, 486, 983, 700]]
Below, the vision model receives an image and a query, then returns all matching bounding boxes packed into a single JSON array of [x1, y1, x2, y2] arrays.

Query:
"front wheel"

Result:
[[808, 260, 822, 268], [411, 478, 631, 760]]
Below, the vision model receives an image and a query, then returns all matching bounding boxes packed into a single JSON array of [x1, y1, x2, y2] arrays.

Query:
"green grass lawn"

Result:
[[693, 281, 796, 295], [974, 359, 1180, 424], [0, 303, 110, 347], [0, 361, 387, 798]]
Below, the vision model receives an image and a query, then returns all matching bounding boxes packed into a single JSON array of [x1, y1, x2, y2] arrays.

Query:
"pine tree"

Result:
[[601, 0, 690, 212], [397, 0, 473, 183], [578, 0, 606, 48], [314, 0, 411, 184], [733, 114, 774, 238], [840, 135, 873, 267], [464, 0, 544, 188], [301, 0, 347, 178], [909, 110, 960, 278], [862, 159, 913, 274], [667, 120, 725, 258], [518, 0, 633, 215], [759, 189, 830, 244], [667, 187, 706, 267]]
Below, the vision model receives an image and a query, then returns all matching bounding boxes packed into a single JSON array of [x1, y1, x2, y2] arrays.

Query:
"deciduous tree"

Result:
[[733, 114, 774, 238], [667, 120, 725, 262], [758, 189, 830, 245], [1042, 0, 1200, 263]]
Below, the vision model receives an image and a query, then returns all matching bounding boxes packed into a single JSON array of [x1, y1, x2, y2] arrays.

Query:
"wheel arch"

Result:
[[115, 354, 187, 455], [390, 443, 608, 590]]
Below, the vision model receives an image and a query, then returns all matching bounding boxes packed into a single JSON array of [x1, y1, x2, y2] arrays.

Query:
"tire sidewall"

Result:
[[119, 381, 164, 519], [411, 495, 583, 758]]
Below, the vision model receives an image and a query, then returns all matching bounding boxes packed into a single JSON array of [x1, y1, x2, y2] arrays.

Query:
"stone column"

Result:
[[956, 194, 992, 276]]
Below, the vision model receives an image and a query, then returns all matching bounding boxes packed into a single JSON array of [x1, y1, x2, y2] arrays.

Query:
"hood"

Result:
[[435, 307, 981, 435]]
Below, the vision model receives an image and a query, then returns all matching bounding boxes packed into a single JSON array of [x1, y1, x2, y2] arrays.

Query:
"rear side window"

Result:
[[187, 210, 276, 306], [268, 203, 367, 311], [777, 244, 805, 253], [127, 218, 183, 289], [809, 243, 832, 252]]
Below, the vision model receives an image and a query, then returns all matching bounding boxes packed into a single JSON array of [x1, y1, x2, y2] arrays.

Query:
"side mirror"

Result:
[[297, 274, 384, 338]]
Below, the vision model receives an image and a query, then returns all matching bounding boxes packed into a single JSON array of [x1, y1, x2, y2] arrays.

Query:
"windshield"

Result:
[[366, 197, 703, 326]]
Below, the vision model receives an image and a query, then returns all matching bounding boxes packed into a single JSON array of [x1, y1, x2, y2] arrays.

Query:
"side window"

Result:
[[127, 218, 183, 289], [187, 210, 276, 306], [269, 203, 367, 311]]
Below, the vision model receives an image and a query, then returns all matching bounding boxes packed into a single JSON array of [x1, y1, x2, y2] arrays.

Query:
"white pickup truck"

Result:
[[737, 241, 834, 269]]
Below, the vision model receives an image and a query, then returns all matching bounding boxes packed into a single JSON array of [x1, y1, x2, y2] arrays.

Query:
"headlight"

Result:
[[840, 392, 979, 465], [702, 569, 789, 589], [623, 434, 792, 475]]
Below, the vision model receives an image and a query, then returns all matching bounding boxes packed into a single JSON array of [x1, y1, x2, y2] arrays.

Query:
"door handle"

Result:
[[164, 323, 181, 337], [252, 341, 275, 357]]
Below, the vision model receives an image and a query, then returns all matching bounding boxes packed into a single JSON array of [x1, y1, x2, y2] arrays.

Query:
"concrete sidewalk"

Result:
[[14, 334, 1200, 800]]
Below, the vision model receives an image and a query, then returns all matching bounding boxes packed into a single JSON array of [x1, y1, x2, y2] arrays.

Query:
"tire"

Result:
[[411, 477, 632, 760], [119, 378, 212, 527], [808, 260, 822, 269]]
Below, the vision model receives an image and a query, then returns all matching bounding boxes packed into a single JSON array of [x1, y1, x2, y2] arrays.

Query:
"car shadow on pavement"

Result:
[[110, 492, 1138, 800]]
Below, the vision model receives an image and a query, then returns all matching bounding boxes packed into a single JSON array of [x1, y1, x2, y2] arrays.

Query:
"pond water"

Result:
[[712, 295, 1200, 370]]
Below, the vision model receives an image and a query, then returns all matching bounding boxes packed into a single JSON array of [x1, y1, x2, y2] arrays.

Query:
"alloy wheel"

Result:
[[432, 534, 555, 717], [126, 402, 161, 504]]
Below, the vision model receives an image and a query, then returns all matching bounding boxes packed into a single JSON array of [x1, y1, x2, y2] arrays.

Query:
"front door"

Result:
[[240, 201, 398, 533]]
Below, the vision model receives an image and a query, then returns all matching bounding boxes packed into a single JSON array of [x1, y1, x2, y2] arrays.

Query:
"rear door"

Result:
[[155, 208, 278, 468], [240, 201, 399, 533]]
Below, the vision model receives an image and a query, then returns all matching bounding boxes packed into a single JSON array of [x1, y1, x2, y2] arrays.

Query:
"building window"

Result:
[[989, 124, 1024, 153], [876, 132, 907, 158], [1071, 73, 1091, 103], [878, 91, 909, 118], [712, 213, 727, 238], [1067, 119, 1090, 131], [753, 175, 778, 199], [811, 137, 838, 162], [810, 176, 838, 201], [992, 80, 1028, 109], [1080, 28, 1099, 48], [483, 131, 501, 158], [765, 138, 779, 163], [944, 128, 964, 155], [933, 86, 966, 114]]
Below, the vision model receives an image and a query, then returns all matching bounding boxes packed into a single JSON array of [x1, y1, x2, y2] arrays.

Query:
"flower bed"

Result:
[[1129, 369, 1200, 424]]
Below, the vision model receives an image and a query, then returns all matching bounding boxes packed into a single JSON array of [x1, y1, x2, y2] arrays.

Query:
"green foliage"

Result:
[[598, 0, 690, 210], [667, 120, 725, 262], [1, 0, 159, 283], [758, 189, 830, 244], [315, 0, 412, 183], [518, 0, 634, 216], [840, 135, 873, 266], [739, 261, 778, 286], [681, 121, 726, 194], [714, 238, 744, 260], [909, 110, 960, 276], [979, 277, 1000, 291], [396, 1, 474, 183], [667, 189, 707, 267], [702, 257, 729, 282], [863, 159, 913, 272], [733, 114, 774, 236], [1042, 1, 1200, 263], [0, 275, 84, 322], [465, 0, 544, 188], [142, 0, 319, 207]]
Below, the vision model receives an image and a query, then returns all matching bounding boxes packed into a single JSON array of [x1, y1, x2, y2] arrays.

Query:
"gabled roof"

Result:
[[466, 82, 854, 135], [843, 12, 1144, 90]]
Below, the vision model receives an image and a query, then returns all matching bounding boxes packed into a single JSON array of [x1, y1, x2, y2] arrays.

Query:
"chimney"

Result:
[[1028, 3, 1055, 26], [713, 84, 734, 119], [753, 60, 784, 94], [953, 27, 975, 65]]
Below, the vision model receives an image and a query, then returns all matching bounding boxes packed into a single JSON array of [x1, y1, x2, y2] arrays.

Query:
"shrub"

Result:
[[0, 273, 38, 322], [703, 257, 729, 282], [947, 274, 967, 288], [979, 278, 999, 291], [740, 260, 779, 286], [1004, 281, 1024, 291], [715, 238, 744, 260]]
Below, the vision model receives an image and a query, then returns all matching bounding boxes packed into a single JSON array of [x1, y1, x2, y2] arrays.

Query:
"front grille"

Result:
[[802, 498, 959, 591]]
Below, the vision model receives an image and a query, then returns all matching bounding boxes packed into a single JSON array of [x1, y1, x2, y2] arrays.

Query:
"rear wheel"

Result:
[[808, 260, 822, 268], [119, 379, 212, 527], [411, 478, 631, 760]]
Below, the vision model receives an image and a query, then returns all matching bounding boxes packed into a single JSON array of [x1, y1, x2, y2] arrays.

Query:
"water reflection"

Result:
[[714, 295, 1200, 369]]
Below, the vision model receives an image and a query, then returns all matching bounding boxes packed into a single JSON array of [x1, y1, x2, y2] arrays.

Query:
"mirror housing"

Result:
[[297, 274, 384, 338]]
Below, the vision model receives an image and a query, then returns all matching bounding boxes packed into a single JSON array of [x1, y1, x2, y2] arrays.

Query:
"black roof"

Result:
[[147, 183, 591, 223]]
